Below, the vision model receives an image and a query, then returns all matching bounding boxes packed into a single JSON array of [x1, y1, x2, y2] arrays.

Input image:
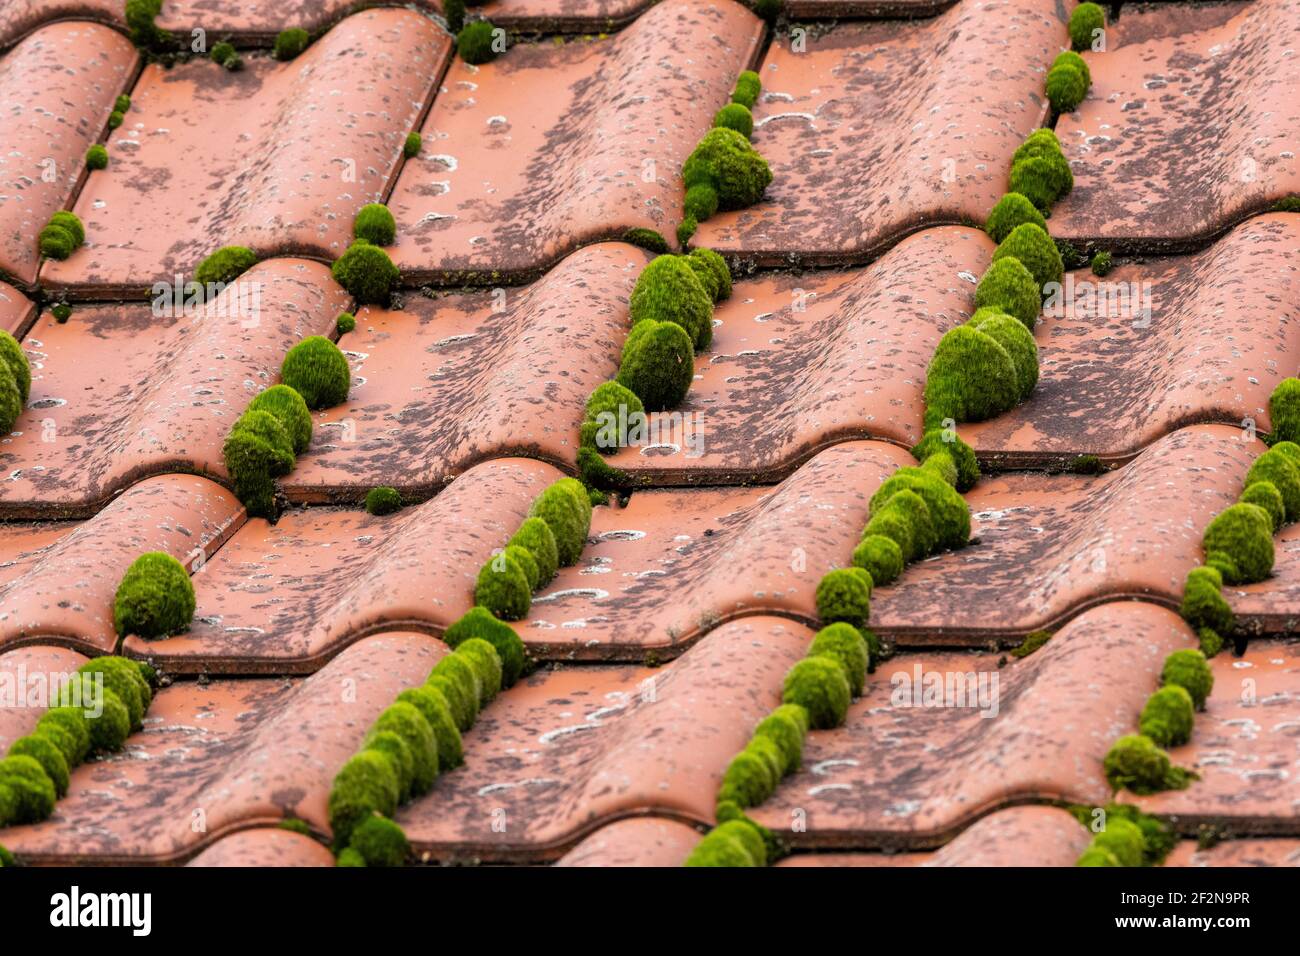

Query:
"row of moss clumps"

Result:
[[1046, 3, 1104, 113], [0, 329, 32, 436], [1100, 648, 1210, 798], [1179, 378, 1300, 657], [0, 656, 158, 838], [223, 339, 350, 518], [84, 94, 130, 171], [473, 478, 593, 620], [1073, 803, 1175, 868], [328, 612, 526, 866], [678, 71, 772, 245]]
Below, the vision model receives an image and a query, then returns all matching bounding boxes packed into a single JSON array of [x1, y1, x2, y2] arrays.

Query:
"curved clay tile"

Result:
[[0, 632, 443, 864], [776, 806, 1092, 867], [39, 8, 450, 297], [0, 474, 242, 657], [187, 827, 335, 867], [516, 440, 915, 661], [0, 21, 137, 286], [1165, 839, 1300, 867], [0, 644, 89, 750], [554, 817, 704, 867], [1051, 0, 1300, 251], [0, 3, 123, 50], [693, 0, 1059, 266], [871, 425, 1258, 644], [0, 279, 35, 335], [387, 0, 764, 283], [748, 602, 1192, 849], [396, 616, 809, 861], [1124, 640, 1300, 833], [785, 0, 954, 15], [607, 226, 990, 483], [0, 260, 348, 517], [967, 215, 1300, 465], [124, 457, 563, 673], [288, 243, 650, 497]]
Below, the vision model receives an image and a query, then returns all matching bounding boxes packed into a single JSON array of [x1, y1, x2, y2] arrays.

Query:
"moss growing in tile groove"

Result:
[[1075, 845, 1121, 866], [582, 380, 645, 454], [1244, 446, 1300, 522], [1201, 502, 1274, 585], [1139, 684, 1195, 748], [528, 477, 592, 567], [473, 552, 532, 621], [1103, 734, 1197, 795], [1011, 130, 1073, 200], [683, 127, 772, 212], [80, 656, 151, 730], [621, 228, 669, 254], [365, 486, 403, 516], [247, 384, 312, 455], [85, 144, 108, 170], [871, 488, 937, 562], [1239, 480, 1284, 533], [112, 551, 195, 640], [442, 606, 527, 688], [0, 329, 31, 407], [7, 735, 68, 798], [278, 817, 311, 836], [0, 843, 16, 866], [1179, 565, 1232, 636], [984, 193, 1046, 245], [1046, 63, 1087, 114], [51, 304, 72, 324], [870, 467, 971, 552], [753, 704, 808, 776], [913, 430, 980, 492], [372, 702, 438, 796], [1087, 817, 1144, 868], [194, 245, 258, 287], [223, 408, 296, 518], [336, 847, 366, 866], [444, 0, 468, 34], [684, 185, 718, 224], [718, 743, 779, 808], [455, 638, 504, 703], [1010, 629, 1052, 658], [713, 103, 754, 139], [731, 71, 762, 110], [274, 28, 310, 61], [992, 223, 1063, 293], [782, 656, 851, 730], [125, 0, 169, 49], [1069, 3, 1106, 53], [814, 568, 872, 628], [852, 534, 903, 587], [0, 755, 56, 824], [809, 623, 869, 696], [331, 241, 399, 305], [629, 255, 714, 352], [38, 225, 76, 260], [690, 248, 732, 301], [57, 682, 129, 753], [427, 673, 476, 734], [37, 707, 91, 766], [336, 312, 356, 334], [327, 750, 401, 848], [684, 820, 765, 867], [429, 653, 483, 729], [280, 336, 351, 410], [504, 543, 540, 591], [363, 729, 415, 801], [347, 814, 409, 867], [677, 216, 699, 246], [975, 258, 1040, 333], [616, 318, 695, 413], [1052, 50, 1091, 88], [1160, 648, 1213, 710], [923, 324, 1019, 432], [972, 312, 1038, 402], [353, 203, 397, 246], [403, 131, 422, 159], [1268, 377, 1300, 444], [458, 21, 501, 65], [210, 41, 241, 70], [396, 686, 463, 770], [508, 517, 560, 589]]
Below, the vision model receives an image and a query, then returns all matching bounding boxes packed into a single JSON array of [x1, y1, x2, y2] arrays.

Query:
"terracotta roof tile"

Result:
[[0, 644, 89, 750], [187, 827, 337, 867], [0, 280, 35, 335], [555, 817, 703, 867], [1165, 839, 1300, 867]]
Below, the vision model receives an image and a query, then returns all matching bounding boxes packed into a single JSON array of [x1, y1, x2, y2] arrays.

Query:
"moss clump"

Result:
[[278, 817, 311, 836], [814, 568, 872, 628], [1008, 156, 1062, 212], [621, 228, 669, 254], [403, 132, 422, 159], [1268, 377, 1300, 444], [754, 704, 808, 776], [397, 685, 463, 770], [458, 21, 500, 65], [328, 750, 400, 848], [508, 517, 559, 589], [1010, 629, 1051, 658], [582, 380, 646, 454], [348, 814, 408, 867], [616, 318, 695, 412], [992, 223, 1062, 293], [125, 0, 169, 48], [1160, 648, 1213, 710], [629, 255, 714, 352], [924, 324, 1019, 429], [1198, 626, 1224, 658], [442, 606, 527, 687], [37, 707, 91, 766], [85, 144, 108, 170], [38, 223, 77, 260], [1180, 566, 1232, 634], [1046, 63, 1087, 114], [974, 257, 1040, 329], [505, 543, 540, 590], [1103, 734, 1196, 795], [0, 330, 31, 406], [1139, 684, 1195, 748], [684, 820, 765, 867], [1201, 502, 1274, 585], [913, 429, 980, 492], [372, 702, 437, 796], [210, 41, 241, 70], [684, 127, 772, 212], [247, 384, 312, 454], [1090, 817, 1144, 868], [689, 248, 731, 302], [1089, 250, 1113, 277], [684, 185, 718, 224], [1012, 130, 1073, 198], [870, 467, 971, 551], [529, 478, 592, 567], [1245, 446, 1300, 522], [713, 103, 753, 139], [0, 755, 56, 824], [782, 656, 851, 730], [51, 304, 72, 324], [1239, 480, 1284, 532], [65, 684, 130, 753], [112, 552, 195, 640], [336, 847, 366, 866], [1069, 2, 1106, 52], [364, 486, 402, 517], [194, 245, 257, 286], [223, 408, 295, 518], [972, 312, 1038, 402], [281, 336, 351, 410], [474, 553, 532, 621], [444, 0, 467, 33], [428, 654, 481, 731], [363, 729, 414, 800], [852, 533, 903, 587], [1053, 50, 1091, 88], [455, 638, 503, 703], [809, 623, 870, 696], [274, 28, 310, 60], [984, 192, 1046, 245], [731, 71, 761, 109], [353, 203, 396, 246], [8, 735, 69, 798], [1076, 845, 1121, 867], [331, 241, 399, 305], [336, 312, 356, 335], [718, 743, 777, 808], [80, 657, 150, 731], [107, 110, 124, 129]]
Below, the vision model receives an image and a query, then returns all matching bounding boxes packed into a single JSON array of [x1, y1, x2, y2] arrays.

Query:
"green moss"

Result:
[[1161, 648, 1214, 710], [1103, 734, 1196, 795], [684, 184, 718, 223], [281, 335, 351, 409], [373, 702, 437, 796], [442, 606, 527, 687], [365, 486, 402, 516], [77, 686, 130, 753], [1010, 629, 1051, 658], [363, 729, 414, 801], [1046, 64, 1087, 113], [336, 847, 366, 866], [583, 381, 645, 454], [1139, 684, 1195, 748], [754, 704, 808, 776], [1012, 130, 1073, 197], [731, 71, 761, 109], [677, 216, 699, 247], [621, 228, 669, 254], [36, 707, 91, 766], [1239, 480, 1284, 532], [331, 241, 399, 305], [870, 467, 970, 552], [924, 324, 1019, 429], [1198, 627, 1224, 658], [430, 653, 484, 722], [38, 224, 76, 260], [1274, 196, 1300, 213], [336, 312, 356, 334], [80, 656, 150, 731], [1076, 845, 1121, 867], [1069, 2, 1106, 52], [274, 27, 310, 60], [328, 750, 400, 848], [8, 735, 69, 798], [974, 256, 1040, 330], [112, 551, 195, 640], [474, 553, 532, 621], [852, 533, 903, 587], [223, 409, 295, 518], [1245, 446, 1300, 522], [528, 478, 592, 567], [1090, 250, 1113, 276], [278, 817, 311, 836], [85, 144, 109, 170], [403, 132, 422, 159], [972, 312, 1038, 402], [51, 304, 72, 324], [718, 746, 777, 808], [444, 0, 467, 33], [0, 330, 30, 405], [508, 517, 559, 589], [682, 127, 772, 211], [689, 248, 731, 301], [782, 656, 851, 730], [247, 384, 312, 454], [456, 638, 504, 703], [1268, 377, 1300, 444], [0, 843, 16, 866], [809, 623, 869, 696], [0, 755, 55, 824], [814, 568, 872, 628], [458, 21, 500, 65], [1008, 156, 1063, 212], [107, 110, 124, 129], [397, 685, 463, 770], [684, 822, 762, 867], [985, 192, 1047, 245], [1091, 817, 1143, 867], [1180, 566, 1232, 634], [506, 543, 540, 591], [616, 319, 695, 412], [353, 203, 396, 246], [913, 429, 980, 491], [630, 255, 714, 352], [713, 103, 753, 139], [210, 41, 240, 69], [124, 0, 169, 49], [194, 246, 257, 286], [348, 814, 408, 867], [1052, 50, 1091, 88], [1201, 502, 1274, 585], [992, 223, 1062, 293]]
